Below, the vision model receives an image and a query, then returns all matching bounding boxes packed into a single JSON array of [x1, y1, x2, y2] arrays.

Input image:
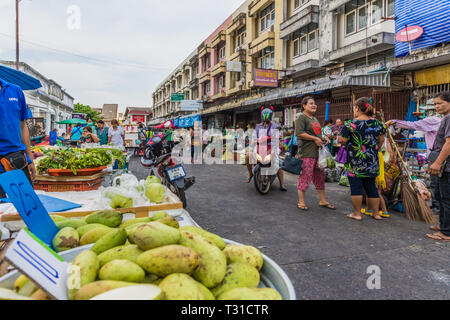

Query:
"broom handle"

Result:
[[380, 111, 418, 190]]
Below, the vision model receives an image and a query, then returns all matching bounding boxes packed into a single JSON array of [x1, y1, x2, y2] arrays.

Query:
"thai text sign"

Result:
[[254, 69, 278, 87]]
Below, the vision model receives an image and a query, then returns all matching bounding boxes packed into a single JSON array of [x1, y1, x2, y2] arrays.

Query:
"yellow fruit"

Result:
[[223, 244, 264, 270], [17, 280, 38, 297], [74, 281, 135, 300], [97, 244, 144, 267], [90, 228, 127, 255], [99, 260, 145, 283], [119, 217, 152, 229], [0, 288, 33, 300], [128, 222, 180, 251], [52, 227, 79, 252], [55, 220, 87, 230], [137, 245, 199, 277], [217, 287, 282, 300], [150, 211, 168, 221], [85, 210, 123, 228], [79, 227, 112, 246], [77, 224, 108, 237], [155, 215, 179, 229], [14, 274, 29, 292], [180, 226, 226, 250], [68, 251, 99, 300], [31, 289, 53, 300], [159, 274, 213, 300], [179, 230, 227, 288], [211, 263, 260, 297]]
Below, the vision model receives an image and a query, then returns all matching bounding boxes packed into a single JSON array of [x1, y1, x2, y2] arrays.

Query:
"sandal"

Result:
[[362, 209, 373, 216], [347, 214, 362, 221], [319, 203, 336, 210], [246, 175, 253, 183], [426, 233, 450, 242], [297, 203, 309, 211], [430, 225, 440, 232]]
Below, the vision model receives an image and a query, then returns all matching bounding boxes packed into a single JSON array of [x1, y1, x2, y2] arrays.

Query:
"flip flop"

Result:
[[429, 225, 440, 232], [297, 204, 309, 211], [426, 233, 450, 242], [319, 203, 336, 210], [347, 214, 362, 221]]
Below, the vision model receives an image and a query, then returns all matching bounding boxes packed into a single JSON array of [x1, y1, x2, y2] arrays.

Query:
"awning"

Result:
[[243, 73, 391, 106], [0, 65, 42, 90]]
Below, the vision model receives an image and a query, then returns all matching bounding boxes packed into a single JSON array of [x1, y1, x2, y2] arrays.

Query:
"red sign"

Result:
[[254, 69, 278, 88], [132, 115, 146, 123], [396, 26, 424, 42]]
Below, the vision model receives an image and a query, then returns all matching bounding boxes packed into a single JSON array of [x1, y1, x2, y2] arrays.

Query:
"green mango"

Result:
[[91, 228, 127, 255], [99, 260, 146, 283], [97, 245, 144, 267], [150, 211, 168, 221], [223, 244, 264, 270], [119, 217, 152, 229], [56, 220, 87, 230], [50, 215, 69, 222], [128, 222, 180, 251], [110, 195, 133, 209], [137, 245, 199, 277], [68, 251, 99, 300], [79, 227, 112, 246], [77, 224, 108, 237], [74, 281, 135, 300], [179, 230, 227, 288], [211, 263, 260, 297], [85, 210, 123, 228], [180, 226, 226, 250], [159, 274, 214, 300], [155, 215, 179, 229], [217, 287, 282, 300], [52, 227, 79, 252]]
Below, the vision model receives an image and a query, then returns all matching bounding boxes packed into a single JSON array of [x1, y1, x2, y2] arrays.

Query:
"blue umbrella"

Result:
[[0, 65, 42, 90]]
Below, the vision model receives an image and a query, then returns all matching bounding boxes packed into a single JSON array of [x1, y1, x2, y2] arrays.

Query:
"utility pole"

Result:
[[15, 0, 20, 70]]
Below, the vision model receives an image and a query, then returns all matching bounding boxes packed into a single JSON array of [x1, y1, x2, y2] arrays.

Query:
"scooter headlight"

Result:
[[256, 154, 263, 162], [262, 154, 272, 165]]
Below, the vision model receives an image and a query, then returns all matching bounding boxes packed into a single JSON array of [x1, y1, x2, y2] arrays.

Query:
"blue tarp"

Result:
[[395, 0, 450, 57], [0, 65, 42, 90]]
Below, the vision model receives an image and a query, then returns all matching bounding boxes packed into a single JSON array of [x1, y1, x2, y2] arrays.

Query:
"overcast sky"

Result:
[[0, 0, 244, 113]]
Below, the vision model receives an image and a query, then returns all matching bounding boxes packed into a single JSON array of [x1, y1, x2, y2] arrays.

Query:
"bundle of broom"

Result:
[[380, 110, 436, 224]]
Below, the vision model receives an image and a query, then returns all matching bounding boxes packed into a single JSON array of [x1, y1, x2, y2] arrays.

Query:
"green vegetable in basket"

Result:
[[111, 195, 133, 209]]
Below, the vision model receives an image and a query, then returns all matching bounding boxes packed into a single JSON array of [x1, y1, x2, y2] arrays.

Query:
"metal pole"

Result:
[[15, 0, 19, 70]]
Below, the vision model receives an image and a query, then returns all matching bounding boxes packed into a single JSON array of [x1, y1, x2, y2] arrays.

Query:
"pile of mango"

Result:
[[5, 210, 283, 300]]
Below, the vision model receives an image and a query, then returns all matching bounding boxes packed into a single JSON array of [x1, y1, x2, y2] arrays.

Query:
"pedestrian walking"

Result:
[[295, 96, 335, 211], [339, 97, 386, 221], [426, 91, 450, 242]]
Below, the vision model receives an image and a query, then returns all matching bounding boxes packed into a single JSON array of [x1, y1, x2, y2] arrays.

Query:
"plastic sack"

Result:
[[112, 174, 139, 189], [318, 147, 331, 170]]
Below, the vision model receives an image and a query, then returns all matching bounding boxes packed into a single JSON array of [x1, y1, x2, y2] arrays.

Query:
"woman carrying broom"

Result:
[[339, 97, 386, 221]]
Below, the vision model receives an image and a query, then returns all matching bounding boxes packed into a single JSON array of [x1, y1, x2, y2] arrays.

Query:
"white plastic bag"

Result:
[[318, 147, 331, 170]]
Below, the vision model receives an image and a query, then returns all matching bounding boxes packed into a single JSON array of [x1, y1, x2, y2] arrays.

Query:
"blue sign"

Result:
[[0, 170, 59, 246]]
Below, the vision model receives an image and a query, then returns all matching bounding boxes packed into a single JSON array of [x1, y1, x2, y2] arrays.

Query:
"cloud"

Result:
[[0, 0, 245, 112]]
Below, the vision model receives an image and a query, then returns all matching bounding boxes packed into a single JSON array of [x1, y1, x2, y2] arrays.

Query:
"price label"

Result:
[[5, 228, 70, 300], [0, 170, 59, 246]]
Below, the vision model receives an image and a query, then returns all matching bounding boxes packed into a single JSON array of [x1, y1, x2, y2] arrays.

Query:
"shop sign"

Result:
[[226, 61, 242, 72], [72, 113, 87, 120], [132, 115, 146, 123], [171, 93, 185, 102], [396, 26, 423, 42], [254, 69, 278, 88], [180, 100, 203, 111]]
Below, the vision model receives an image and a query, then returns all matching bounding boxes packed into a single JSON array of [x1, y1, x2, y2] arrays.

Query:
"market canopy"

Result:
[[0, 65, 42, 90], [56, 119, 87, 125]]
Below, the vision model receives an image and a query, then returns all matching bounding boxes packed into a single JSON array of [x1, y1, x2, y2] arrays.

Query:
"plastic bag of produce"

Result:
[[112, 174, 139, 189], [318, 147, 331, 170]]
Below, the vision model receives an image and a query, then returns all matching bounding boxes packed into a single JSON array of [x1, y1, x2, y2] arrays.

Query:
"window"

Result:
[[308, 30, 317, 52], [260, 3, 275, 33], [358, 4, 368, 30], [386, 0, 395, 17], [235, 27, 247, 49], [300, 35, 307, 55], [218, 76, 225, 89], [218, 43, 226, 60], [294, 0, 310, 9], [205, 81, 211, 94], [293, 38, 299, 57], [345, 11, 356, 35], [258, 46, 275, 69], [371, 0, 383, 24]]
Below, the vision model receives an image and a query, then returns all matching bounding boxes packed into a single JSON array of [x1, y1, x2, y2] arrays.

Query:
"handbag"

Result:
[[282, 155, 303, 175], [335, 145, 348, 164]]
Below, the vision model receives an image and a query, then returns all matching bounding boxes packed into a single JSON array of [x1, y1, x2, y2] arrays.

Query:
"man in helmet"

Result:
[[245, 106, 287, 191]]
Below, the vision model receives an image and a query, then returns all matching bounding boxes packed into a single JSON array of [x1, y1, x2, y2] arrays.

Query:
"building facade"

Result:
[[0, 60, 75, 135], [151, 0, 450, 128]]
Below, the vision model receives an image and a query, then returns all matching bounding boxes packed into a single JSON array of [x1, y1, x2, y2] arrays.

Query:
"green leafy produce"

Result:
[[145, 183, 166, 203], [327, 156, 336, 169], [36, 148, 125, 175]]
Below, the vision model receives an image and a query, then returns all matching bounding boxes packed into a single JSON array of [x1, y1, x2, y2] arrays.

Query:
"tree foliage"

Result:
[[74, 103, 103, 123]]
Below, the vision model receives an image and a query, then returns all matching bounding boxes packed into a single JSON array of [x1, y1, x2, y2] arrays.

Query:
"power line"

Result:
[[0, 32, 173, 71]]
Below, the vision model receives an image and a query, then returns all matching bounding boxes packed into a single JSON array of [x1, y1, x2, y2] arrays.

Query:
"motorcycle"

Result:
[[140, 131, 195, 208], [252, 136, 277, 195]]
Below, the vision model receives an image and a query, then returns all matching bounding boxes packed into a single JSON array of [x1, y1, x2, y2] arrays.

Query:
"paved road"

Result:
[[129, 157, 450, 300]]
